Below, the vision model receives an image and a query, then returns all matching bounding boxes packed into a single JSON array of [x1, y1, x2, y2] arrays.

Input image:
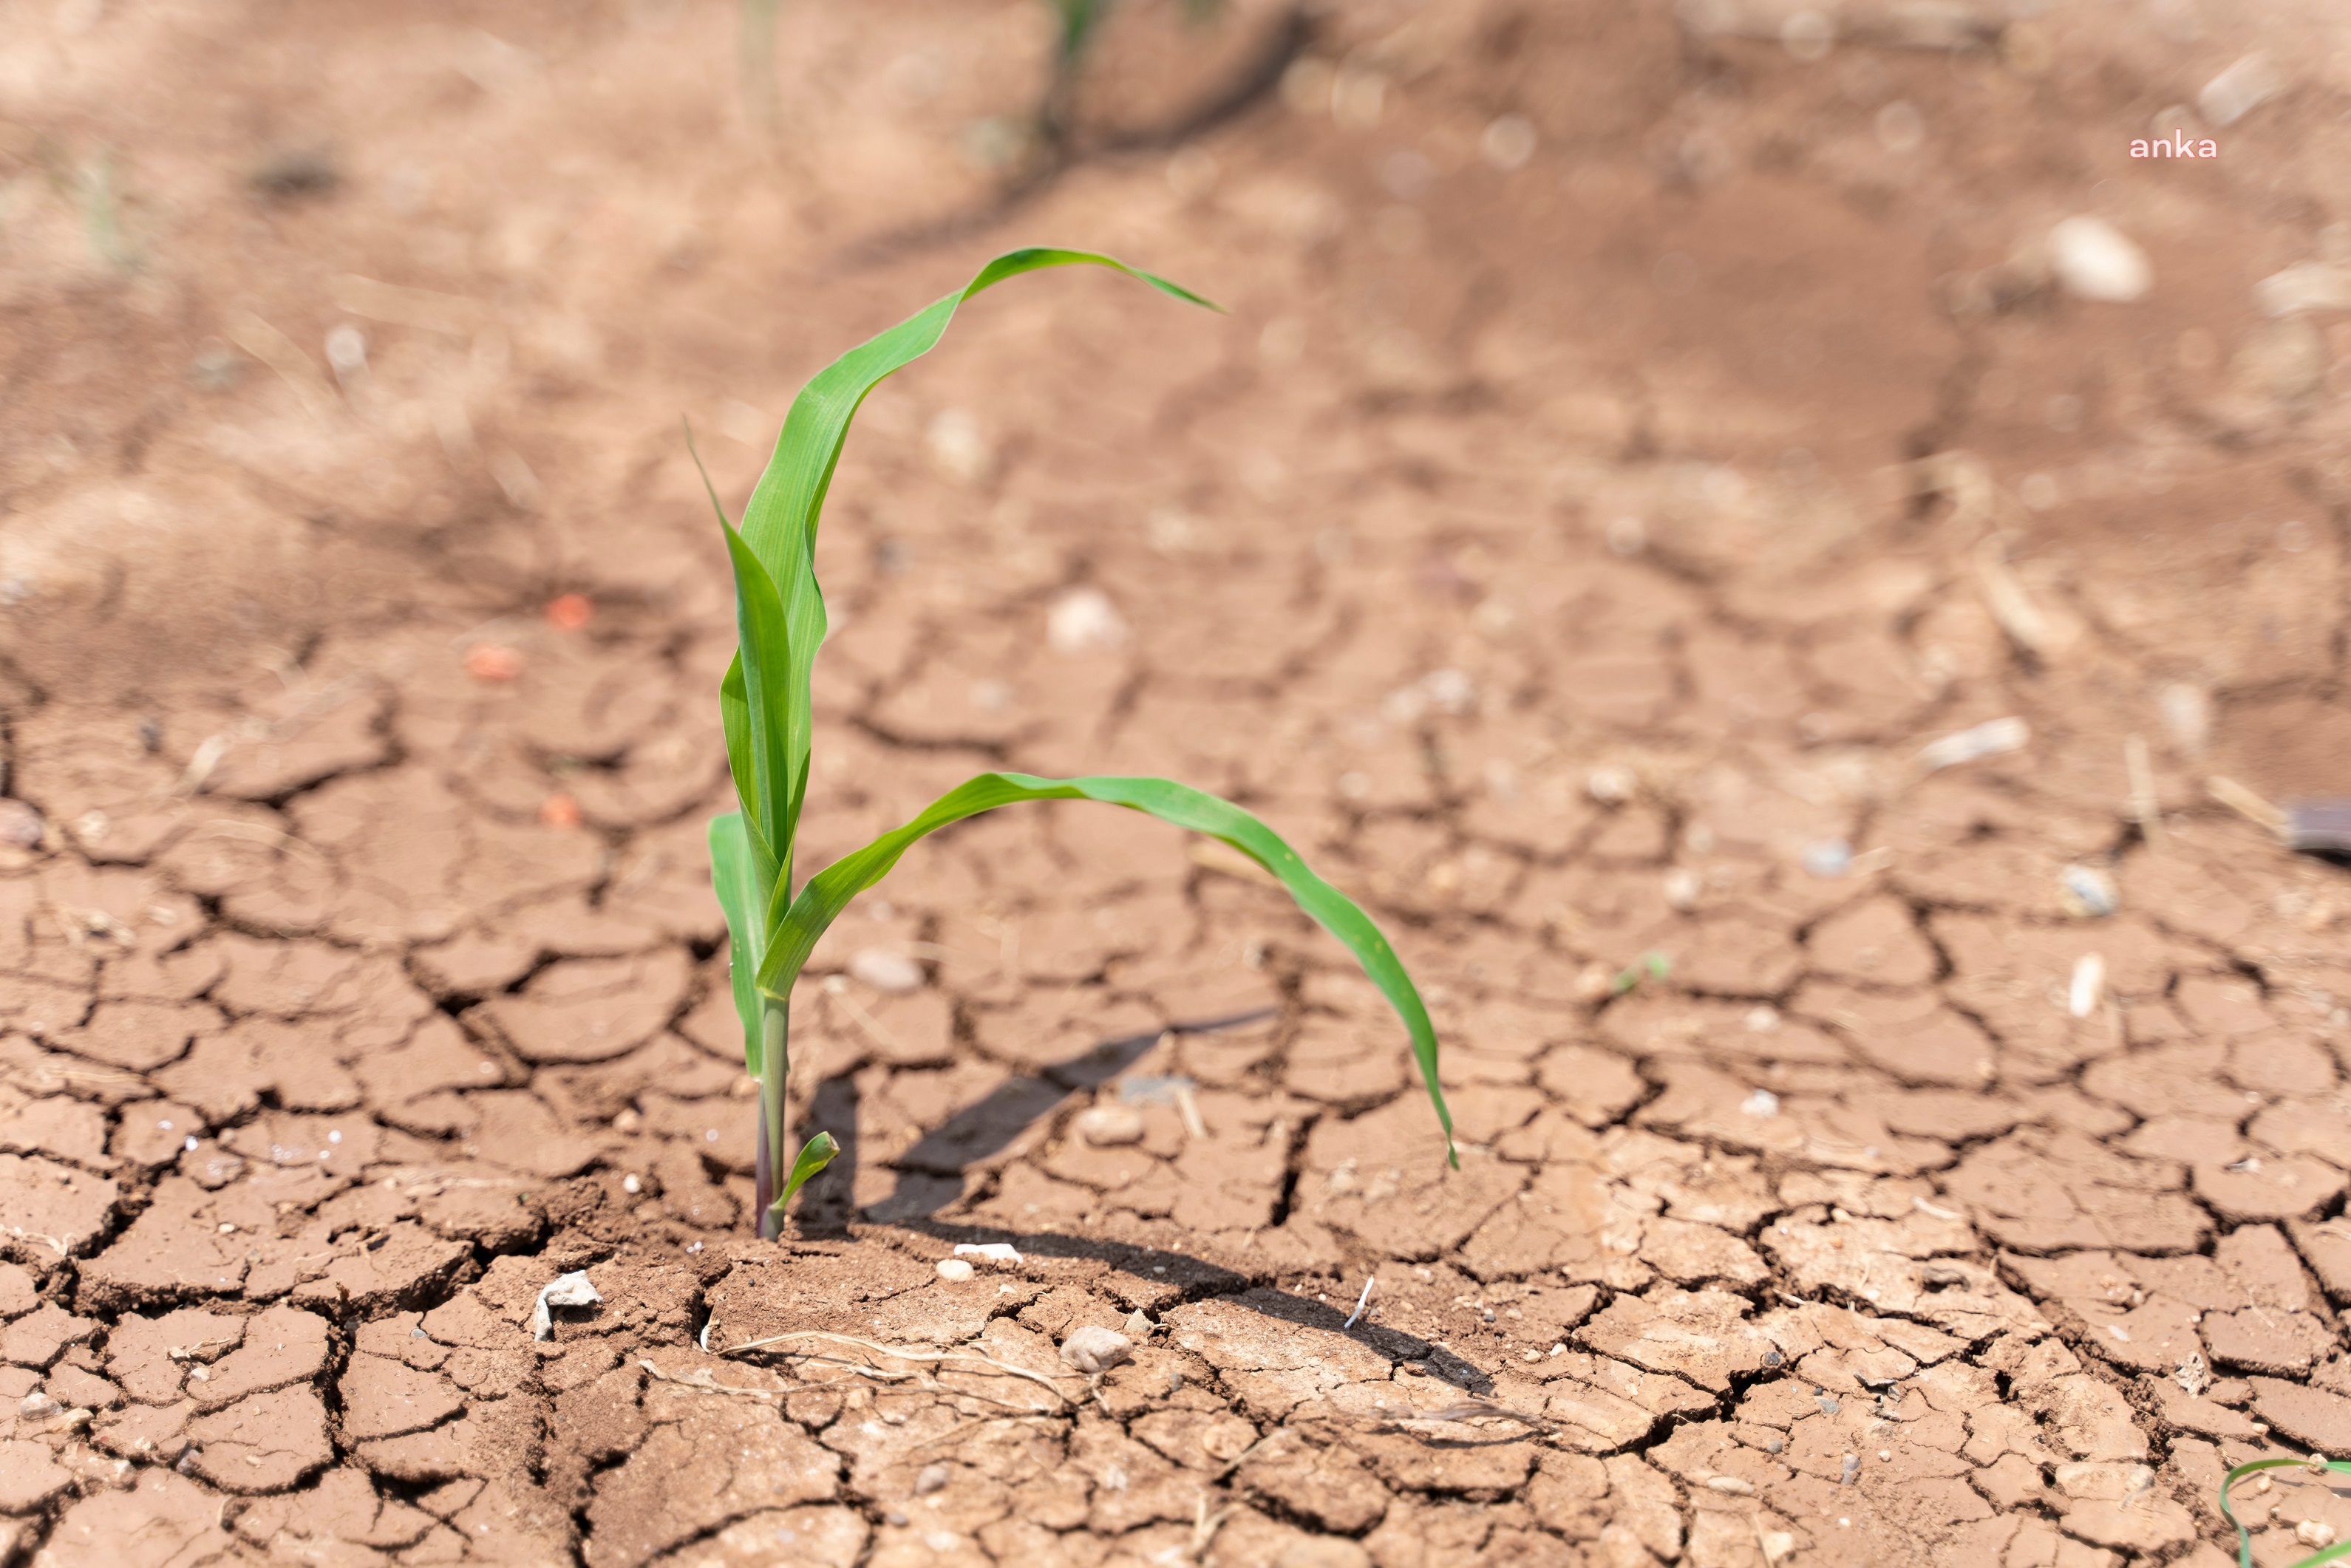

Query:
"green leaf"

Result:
[[773, 1130, 840, 1217], [2222, 1456, 2351, 1568], [686, 430, 785, 884], [707, 811, 772, 1075], [717, 519, 801, 856], [729, 249, 1217, 904], [755, 772, 1454, 1164]]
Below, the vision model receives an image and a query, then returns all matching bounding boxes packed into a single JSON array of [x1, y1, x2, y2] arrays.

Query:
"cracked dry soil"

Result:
[[5, 0, 2351, 1564]]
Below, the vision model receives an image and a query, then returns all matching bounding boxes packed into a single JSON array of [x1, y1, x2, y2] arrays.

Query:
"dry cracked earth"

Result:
[[4, 0, 2351, 1564]]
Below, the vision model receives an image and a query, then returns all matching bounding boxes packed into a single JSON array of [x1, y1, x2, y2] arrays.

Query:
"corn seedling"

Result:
[[702, 248, 1452, 1238]]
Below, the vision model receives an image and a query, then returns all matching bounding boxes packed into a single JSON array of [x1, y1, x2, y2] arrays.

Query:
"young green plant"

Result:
[[704, 248, 1452, 1240]]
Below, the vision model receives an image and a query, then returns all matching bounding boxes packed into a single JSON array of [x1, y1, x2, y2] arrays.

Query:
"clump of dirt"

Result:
[[3, 0, 2350, 1563]]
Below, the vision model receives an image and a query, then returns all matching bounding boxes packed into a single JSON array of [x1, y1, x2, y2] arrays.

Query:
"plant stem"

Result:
[[753, 1001, 789, 1239]]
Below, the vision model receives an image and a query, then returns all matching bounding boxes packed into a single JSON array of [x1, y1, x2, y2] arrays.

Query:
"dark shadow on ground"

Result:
[[843, 6, 1312, 265], [786, 1004, 1493, 1396]]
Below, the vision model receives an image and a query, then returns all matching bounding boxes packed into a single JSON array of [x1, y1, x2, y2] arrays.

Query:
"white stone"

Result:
[[2068, 954, 2106, 1020], [925, 409, 989, 483], [848, 947, 924, 995], [1917, 716, 2028, 773], [531, 1269, 601, 1340], [2049, 217, 2151, 304], [1075, 1105, 1146, 1146], [1047, 587, 1128, 655], [1481, 115, 1537, 171], [934, 1258, 975, 1282], [1587, 766, 1637, 804], [1059, 1325, 1133, 1374], [2158, 684, 2210, 754], [953, 1241, 1023, 1266]]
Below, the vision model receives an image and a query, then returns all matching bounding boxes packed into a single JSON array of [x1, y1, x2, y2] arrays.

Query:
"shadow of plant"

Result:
[[790, 1009, 1495, 1398]]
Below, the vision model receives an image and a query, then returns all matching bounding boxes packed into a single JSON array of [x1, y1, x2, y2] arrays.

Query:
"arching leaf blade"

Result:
[[730, 250, 1218, 879], [716, 519, 798, 853], [775, 1131, 840, 1221], [754, 771, 1453, 1163]]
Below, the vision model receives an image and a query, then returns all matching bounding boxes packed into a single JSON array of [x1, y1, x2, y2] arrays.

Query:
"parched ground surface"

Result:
[[4, 0, 2351, 1564]]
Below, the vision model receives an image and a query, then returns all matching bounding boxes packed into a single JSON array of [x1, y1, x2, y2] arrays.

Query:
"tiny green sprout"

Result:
[[1610, 951, 1671, 997], [698, 248, 1454, 1239]]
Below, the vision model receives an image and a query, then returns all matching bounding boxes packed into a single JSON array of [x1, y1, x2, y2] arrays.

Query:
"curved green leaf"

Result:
[[717, 519, 802, 856], [725, 249, 1218, 901], [2222, 1456, 2351, 1568], [774, 1131, 840, 1221], [756, 772, 1454, 1164]]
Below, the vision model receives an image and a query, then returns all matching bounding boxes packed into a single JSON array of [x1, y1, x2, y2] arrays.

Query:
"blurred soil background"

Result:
[[2, 0, 2350, 1564]]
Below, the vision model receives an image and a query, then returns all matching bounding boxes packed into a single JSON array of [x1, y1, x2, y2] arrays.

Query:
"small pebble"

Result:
[[914, 1463, 950, 1496], [1587, 766, 1637, 805], [1741, 1088, 1780, 1119], [2049, 216, 2151, 303], [953, 1241, 1022, 1266], [0, 800, 44, 848], [2059, 864, 2118, 919], [935, 1258, 975, 1282], [1075, 1104, 1146, 1147], [2288, 800, 2351, 856], [1800, 839, 1852, 878], [1060, 1326, 1133, 1374], [621, 1174, 642, 1196], [848, 947, 925, 995], [884, 1510, 910, 1528], [2067, 953, 2106, 1019], [531, 1270, 602, 1341], [925, 409, 988, 483], [464, 644, 523, 682], [1047, 587, 1128, 655], [2158, 683, 2211, 754], [1917, 716, 2028, 773], [1840, 1453, 1862, 1485], [1707, 1476, 1755, 1496], [1482, 115, 1537, 171]]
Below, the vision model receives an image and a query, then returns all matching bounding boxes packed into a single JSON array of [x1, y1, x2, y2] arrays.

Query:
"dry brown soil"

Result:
[[4, 1, 2351, 1564]]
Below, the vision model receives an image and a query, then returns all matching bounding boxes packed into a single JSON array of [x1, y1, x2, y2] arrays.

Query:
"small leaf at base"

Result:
[[772, 1130, 840, 1218]]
